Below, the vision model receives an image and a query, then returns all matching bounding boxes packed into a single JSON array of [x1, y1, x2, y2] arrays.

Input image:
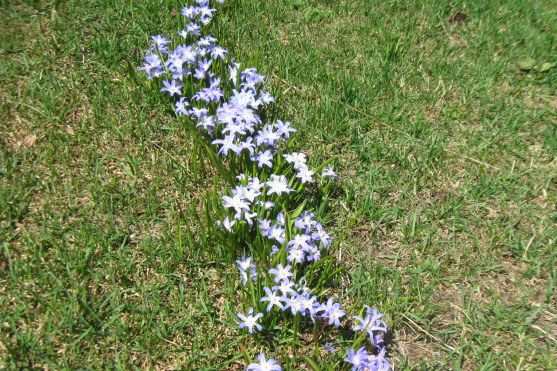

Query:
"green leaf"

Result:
[[301, 355, 322, 371], [517, 58, 536, 71], [290, 200, 308, 219], [314, 156, 336, 175], [539, 62, 556, 72]]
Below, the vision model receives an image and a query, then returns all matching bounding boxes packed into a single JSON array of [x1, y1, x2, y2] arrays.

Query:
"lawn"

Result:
[[1, 0, 555, 369]]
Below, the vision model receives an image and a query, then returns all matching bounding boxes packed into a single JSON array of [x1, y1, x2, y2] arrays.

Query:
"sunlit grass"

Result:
[[1, 0, 555, 368]]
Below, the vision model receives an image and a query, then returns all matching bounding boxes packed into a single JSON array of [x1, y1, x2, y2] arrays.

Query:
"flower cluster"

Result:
[[344, 306, 389, 370], [236, 256, 257, 285], [345, 346, 390, 371], [139, 1, 390, 369], [255, 262, 346, 326]]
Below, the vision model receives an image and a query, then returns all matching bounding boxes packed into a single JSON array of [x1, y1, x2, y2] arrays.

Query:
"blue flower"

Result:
[[287, 247, 304, 264], [246, 353, 282, 371], [311, 225, 332, 248], [236, 138, 256, 156], [217, 216, 235, 232], [198, 57, 212, 71], [160, 79, 183, 96], [189, 107, 208, 119], [255, 124, 281, 148], [324, 343, 336, 352], [236, 256, 257, 285], [304, 244, 322, 262], [198, 7, 216, 25], [323, 166, 338, 179], [139, 53, 163, 79], [344, 347, 370, 371], [274, 120, 296, 139], [210, 46, 228, 60], [294, 212, 316, 231], [268, 264, 293, 283], [298, 291, 319, 317], [353, 306, 388, 342], [267, 225, 285, 244], [270, 244, 280, 255], [344, 346, 390, 371], [228, 61, 240, 86], [195, 115, 216, 135], [272, 279, 296, 297], [230, 89, 257, 108], [175, 97, 189, 115], [260, 287, 286, 312], [319, 298, 346, 328], [284, 152, 307, 170], [222, 194, 250, 215], [368, 346, 390, 371], [151, 35, 170, 53], [212, 135, 239, 156], [288, 234, 311, 251], [248, 176, 264, 191], [193, 67, 206, 80], [296, 165, 314, 184], [257, 200, 275, 210], [237, 308, 263, 333], [253, 150, 274, 169], [241, 67, 265, 86], [241, 211, 258, 226], [257, 91, 275, 106], [181, 6, 199, 19], [283, 292, 304, 315], [185, 22, 202, 37]]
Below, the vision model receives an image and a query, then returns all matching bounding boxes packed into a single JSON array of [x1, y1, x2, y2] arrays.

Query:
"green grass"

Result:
[[1, 0, 556, 368]]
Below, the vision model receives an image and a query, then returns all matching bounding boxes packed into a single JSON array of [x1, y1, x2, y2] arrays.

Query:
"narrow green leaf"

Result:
[[301, 355, 322, 371], [290, 200, 307, 219], [314, 156, 336, 175]]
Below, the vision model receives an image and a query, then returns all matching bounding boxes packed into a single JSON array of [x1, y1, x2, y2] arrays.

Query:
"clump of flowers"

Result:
[[138, 0, 390, 369]]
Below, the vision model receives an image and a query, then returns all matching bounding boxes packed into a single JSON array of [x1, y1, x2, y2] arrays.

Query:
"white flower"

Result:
[[266, 175, 292, 196], [222, 194, 250, 214], [284, 152, 307, 170], [296, 165, 314, 184]]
